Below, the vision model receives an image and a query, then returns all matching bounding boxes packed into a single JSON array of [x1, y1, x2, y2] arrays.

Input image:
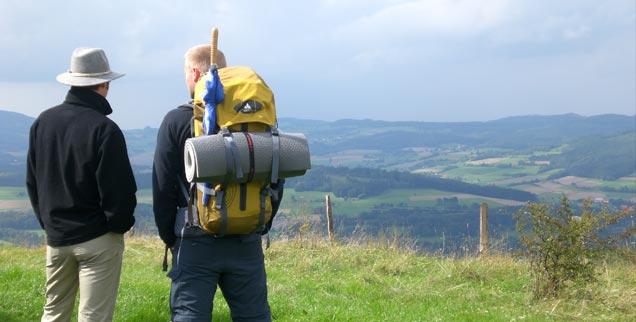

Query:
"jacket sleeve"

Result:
[[97, 128, 137, 234], [25, 121, 44, 229], [152, 115, 181, 247]]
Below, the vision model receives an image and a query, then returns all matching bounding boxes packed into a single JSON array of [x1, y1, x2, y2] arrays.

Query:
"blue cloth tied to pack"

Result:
[[200, 67, 224, 205]]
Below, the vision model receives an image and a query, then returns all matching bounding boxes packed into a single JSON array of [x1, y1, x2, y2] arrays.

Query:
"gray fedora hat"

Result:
[[56, 48, 125, 86]]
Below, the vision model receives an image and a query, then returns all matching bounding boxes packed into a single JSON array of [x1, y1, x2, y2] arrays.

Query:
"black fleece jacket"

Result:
[[152, 104, 193, 247], [26, 87, 137, 247]]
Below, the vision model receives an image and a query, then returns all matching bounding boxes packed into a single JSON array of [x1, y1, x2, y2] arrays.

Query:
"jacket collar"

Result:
[[64, 87, 113, 116], [179, 100, 194, 109]]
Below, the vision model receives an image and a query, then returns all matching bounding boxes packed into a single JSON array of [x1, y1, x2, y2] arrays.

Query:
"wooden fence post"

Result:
[[326, 195, 334, 243], [480, 203, 488, 255]]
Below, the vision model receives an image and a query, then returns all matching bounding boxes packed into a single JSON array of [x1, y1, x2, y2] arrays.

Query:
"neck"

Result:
[[95, 83, 108, 97]]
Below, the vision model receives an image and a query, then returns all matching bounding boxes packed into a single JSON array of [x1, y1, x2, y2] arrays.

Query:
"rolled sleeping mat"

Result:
[[185, 131, 311, 183]]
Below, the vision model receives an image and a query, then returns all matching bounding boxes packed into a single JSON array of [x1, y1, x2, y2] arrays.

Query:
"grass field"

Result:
[[442, 164, 545, 184], [1, 235, 635, 322]]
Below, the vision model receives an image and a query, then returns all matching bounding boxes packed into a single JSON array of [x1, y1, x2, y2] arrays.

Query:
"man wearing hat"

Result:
[[26, 47, 137, 322]]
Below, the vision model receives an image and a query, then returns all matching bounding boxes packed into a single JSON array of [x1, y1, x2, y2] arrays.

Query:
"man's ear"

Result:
[[94, 82, 110, 97], [192, 68, 201, 82]]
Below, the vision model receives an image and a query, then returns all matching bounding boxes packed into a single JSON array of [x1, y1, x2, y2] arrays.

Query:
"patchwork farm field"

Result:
[[310, 144, 635, 204]]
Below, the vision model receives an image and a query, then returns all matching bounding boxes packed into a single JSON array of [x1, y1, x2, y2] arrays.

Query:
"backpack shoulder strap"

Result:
[[178, 178, 197, 227]]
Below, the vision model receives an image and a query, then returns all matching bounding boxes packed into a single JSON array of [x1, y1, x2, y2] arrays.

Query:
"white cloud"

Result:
[[562, 25, 590, 40], [0, 0, 633, 128], [334, 0, 511, 42]]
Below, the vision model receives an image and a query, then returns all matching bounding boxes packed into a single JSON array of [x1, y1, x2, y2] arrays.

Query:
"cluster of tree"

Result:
[[286, 165, 537, 202], [437, 197, 459, 205], [0, 209, 44, 247], [0, 228, 43, 247]]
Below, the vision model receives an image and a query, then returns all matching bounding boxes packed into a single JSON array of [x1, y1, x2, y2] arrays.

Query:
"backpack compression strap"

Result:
[[270, 126, 280, 184], [220, 127, 244, 181]]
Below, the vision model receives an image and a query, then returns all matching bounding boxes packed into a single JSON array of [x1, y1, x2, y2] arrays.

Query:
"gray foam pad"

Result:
[[185, 131, 311, 183]]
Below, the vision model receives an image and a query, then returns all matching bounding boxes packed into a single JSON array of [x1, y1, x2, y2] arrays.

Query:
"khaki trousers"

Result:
[[41, 232, 125, 322]]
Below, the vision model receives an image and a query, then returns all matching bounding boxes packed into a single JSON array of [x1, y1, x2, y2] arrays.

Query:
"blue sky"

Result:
[[0, 0, 634, 129]]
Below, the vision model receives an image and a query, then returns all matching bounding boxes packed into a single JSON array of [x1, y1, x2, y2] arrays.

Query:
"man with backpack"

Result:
[[153, 44, 278, 322], [26, 47, 137, 322]]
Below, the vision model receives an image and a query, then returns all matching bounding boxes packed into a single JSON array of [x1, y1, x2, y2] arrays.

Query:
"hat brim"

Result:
[[56, 71, 125, 87]]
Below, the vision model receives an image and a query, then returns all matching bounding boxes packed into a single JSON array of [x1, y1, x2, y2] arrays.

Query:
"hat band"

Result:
[[68, 70, 112, 77]]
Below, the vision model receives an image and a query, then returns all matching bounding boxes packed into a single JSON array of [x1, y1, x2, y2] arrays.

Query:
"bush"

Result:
[[515, 196, 636, 299]]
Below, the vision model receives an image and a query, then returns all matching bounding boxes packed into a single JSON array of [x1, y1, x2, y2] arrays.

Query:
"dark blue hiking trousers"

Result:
[[168, 232, 271, 322]]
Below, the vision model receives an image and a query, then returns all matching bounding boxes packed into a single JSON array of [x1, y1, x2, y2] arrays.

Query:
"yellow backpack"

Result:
[[190, 66, 278, 235]]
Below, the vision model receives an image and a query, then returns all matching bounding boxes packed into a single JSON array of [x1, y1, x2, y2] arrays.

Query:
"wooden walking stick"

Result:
[[210, 27, 219, 68]]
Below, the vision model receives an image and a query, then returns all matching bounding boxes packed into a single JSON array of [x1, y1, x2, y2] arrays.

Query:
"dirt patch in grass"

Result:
[[465, 158, 506, 165]]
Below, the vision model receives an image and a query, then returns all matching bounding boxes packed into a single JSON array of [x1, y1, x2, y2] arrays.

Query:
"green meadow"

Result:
[[1, 236, 635, 322]]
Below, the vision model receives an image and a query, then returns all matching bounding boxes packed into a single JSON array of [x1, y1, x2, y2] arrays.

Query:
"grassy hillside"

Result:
[[548, 131, 636, 180], [1, 236, 634, 321]]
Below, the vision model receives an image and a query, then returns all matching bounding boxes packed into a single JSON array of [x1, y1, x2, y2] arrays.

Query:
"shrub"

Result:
[[515, 196, 636, 299]]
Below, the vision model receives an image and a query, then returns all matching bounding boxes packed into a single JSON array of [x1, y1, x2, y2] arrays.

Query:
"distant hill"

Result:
[[0, 110, 32, 153], [1, 110, 634, 187], [4, 110, 633, 155], [278, 114, 636, 154]]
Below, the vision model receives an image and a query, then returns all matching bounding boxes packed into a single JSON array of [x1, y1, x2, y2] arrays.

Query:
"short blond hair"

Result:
[[184, 44, 227, 72]]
